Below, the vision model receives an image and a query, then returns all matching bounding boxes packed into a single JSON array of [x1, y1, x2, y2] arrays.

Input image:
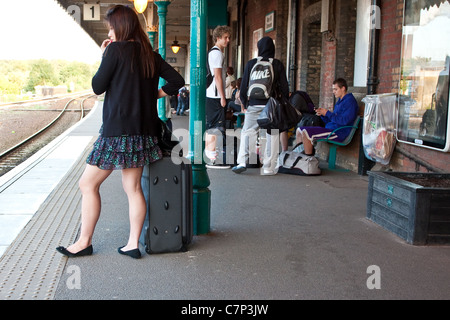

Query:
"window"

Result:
[[397, 0, 450, 151]]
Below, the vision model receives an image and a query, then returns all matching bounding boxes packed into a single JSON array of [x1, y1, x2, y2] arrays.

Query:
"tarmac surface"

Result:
[[1, 99, 450, 301]]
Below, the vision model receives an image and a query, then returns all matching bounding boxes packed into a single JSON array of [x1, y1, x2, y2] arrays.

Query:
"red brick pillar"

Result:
[[320, 38, 336, 109]]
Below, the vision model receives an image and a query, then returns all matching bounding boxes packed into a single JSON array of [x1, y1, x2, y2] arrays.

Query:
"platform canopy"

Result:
[[55, 0, 190, 47], [420, 0, 447, 9]]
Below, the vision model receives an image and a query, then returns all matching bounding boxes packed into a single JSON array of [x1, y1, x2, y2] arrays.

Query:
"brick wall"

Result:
[[317, 0, 357, 109], [306, 22, 321, 106], [296, 1, 321, 94], [239, 0, 290, 81], [319, 0, 357, 110], [377, 0, 403, 94], [275, 0, 289, 64], [320, 39, 336, 109], [334, 0, 357, 87]]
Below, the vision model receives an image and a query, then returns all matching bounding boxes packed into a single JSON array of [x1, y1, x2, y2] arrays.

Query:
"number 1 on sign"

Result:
[[83, 4, 100, 21]]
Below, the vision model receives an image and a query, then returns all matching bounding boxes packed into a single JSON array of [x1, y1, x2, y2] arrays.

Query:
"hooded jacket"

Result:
[[240, 36, 289, 108]]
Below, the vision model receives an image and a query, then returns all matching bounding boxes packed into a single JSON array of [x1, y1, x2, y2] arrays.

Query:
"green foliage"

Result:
[[0, 60, 31, 95], [25, 59, 59, 92], [58, 60, 99, 92], [0, 59, 99, 102]]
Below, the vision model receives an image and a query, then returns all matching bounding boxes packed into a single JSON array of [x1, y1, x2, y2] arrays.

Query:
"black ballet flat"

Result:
[[118, 246, 141, 259], [56, 245, 93, 257]]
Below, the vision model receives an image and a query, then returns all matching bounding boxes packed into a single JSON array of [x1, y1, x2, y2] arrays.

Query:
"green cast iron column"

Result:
[[155, 0, 170, 121], [147, 30, 157, 47], [189, 0, 210, 235]]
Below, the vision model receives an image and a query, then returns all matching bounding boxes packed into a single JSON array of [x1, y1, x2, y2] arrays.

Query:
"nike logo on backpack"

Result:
[[250, 70, 271, 80]]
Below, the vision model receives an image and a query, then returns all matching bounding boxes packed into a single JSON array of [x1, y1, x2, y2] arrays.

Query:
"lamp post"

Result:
[[155, 0, 171, 122], [147, 25, 158, 48], [189, 0, 210, 235], [129, 1, 157, 49], [146, 3, 157, 47], [129, 0, 150, 13]]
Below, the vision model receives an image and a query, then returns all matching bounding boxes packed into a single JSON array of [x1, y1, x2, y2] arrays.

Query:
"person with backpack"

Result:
[[232, 36, 289, 175], [205, 25, 232, 168], [177, 86, 189, 116]]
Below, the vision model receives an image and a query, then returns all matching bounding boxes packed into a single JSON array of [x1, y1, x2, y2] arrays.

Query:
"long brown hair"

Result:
[[105, 5, 155, 78]]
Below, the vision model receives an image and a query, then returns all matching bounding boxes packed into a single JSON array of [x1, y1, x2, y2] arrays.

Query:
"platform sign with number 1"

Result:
[[83, 4, 100, 21]]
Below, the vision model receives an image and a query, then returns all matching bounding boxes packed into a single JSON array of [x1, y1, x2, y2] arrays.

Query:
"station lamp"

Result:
[[171, 37, 181, 54], [129, 0, 150, 13]]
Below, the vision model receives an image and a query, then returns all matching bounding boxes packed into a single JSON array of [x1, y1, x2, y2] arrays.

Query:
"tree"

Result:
[[25, 59, 59, 92], [58, 61, 96, 92]]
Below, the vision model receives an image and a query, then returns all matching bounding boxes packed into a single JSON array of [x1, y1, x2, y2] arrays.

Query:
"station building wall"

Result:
[[230, 0, 450, 173]]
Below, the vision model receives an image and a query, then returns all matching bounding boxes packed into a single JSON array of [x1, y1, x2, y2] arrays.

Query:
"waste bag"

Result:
[[362, 93, 397, 165]]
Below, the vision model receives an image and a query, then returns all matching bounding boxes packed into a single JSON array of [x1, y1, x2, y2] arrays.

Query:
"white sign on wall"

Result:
[[83, 4, 100, 21]]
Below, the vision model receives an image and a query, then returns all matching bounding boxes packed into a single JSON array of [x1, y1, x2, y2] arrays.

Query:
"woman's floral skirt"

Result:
[[86, 130, 162, 170]]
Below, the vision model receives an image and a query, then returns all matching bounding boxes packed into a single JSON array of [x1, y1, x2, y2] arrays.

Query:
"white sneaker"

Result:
[[206, 163, 231, 169], [261, 169, 276, 176], [205, 150, 217, 160]]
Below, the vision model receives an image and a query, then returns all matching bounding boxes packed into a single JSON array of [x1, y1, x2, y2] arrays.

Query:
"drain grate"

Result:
[[0, 143, 92, 300]]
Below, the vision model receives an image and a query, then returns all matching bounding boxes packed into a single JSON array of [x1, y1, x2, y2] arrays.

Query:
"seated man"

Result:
[[296, 78, 359, 155], [227, 78, 245, 113]]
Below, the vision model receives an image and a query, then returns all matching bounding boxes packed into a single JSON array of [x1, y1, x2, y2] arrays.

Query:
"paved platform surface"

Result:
[[1, 100, 450, 301]]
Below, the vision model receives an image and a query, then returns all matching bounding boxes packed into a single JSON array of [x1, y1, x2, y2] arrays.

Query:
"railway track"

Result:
[[0, 93, 98, 177]]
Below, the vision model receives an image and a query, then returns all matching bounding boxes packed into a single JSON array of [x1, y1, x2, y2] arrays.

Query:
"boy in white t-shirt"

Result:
[[205, 25, 231, 169]]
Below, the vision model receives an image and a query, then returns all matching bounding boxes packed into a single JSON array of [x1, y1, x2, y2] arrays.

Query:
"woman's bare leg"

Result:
[[67, 164, 112, 253], [120, 167, 146, 251]]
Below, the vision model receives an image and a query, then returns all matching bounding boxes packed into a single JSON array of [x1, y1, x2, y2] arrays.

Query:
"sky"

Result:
[[0, 0, 101, 63]]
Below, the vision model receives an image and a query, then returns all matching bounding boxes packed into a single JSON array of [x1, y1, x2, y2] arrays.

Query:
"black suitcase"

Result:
[[139, 157, 193, 254]]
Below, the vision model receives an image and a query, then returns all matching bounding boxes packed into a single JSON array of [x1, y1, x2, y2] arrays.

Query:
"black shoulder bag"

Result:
[[157, 118, 181, 157], [257, 83, 302, 132]]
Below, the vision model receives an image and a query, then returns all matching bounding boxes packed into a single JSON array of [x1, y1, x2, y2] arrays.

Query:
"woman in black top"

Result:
[[57, 5, 184, 259]]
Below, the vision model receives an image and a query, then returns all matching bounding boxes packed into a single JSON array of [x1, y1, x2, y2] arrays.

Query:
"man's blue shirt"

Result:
[[321, 93, 359, 138]]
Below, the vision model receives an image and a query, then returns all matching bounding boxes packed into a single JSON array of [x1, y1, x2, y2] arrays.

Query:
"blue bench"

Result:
[[233, 112, 245, 128], [315, 115, 361, 169]]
